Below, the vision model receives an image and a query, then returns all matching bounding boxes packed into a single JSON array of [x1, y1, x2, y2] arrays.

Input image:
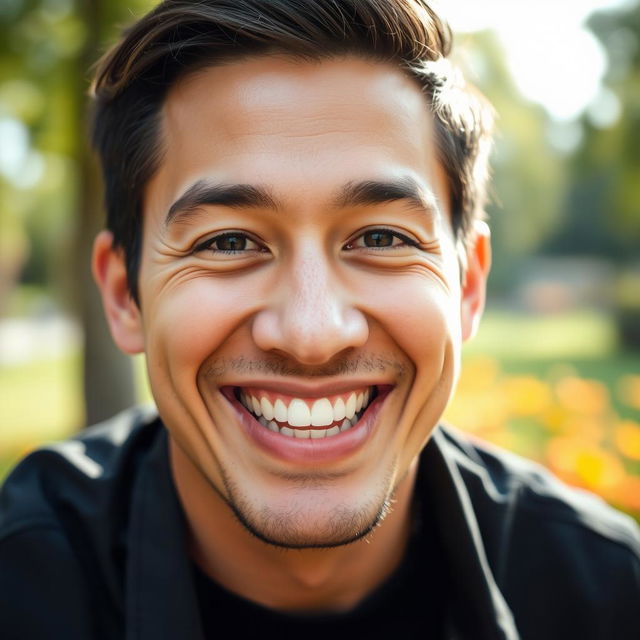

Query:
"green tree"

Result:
[[546, 1, 640, 259], [0, 0, 155, 424], [453, 30, 567, 293]]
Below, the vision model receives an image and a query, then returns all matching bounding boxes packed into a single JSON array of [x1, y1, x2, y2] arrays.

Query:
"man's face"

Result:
[[99, 56, 488, 548]]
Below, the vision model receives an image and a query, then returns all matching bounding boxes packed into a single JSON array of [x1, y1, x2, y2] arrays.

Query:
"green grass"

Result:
[[465, 308, 617, 361], [0, 352, 82, 451]]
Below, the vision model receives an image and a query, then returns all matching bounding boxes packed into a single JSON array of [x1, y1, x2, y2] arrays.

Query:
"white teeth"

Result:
[[274, 398, 288, 422], [345, 393, 356, 420], [288, 398, 311, 427], [310, 398, 333, 426], [260, 396, 274, 421], [240, 387, 375, 437]]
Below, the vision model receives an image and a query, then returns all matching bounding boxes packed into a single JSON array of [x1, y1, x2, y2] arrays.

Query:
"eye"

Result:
[[194, 231, 264, 255], [344, 228, 419, 250]]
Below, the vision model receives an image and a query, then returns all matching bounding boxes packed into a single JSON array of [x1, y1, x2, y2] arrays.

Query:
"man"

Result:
[[1, 1, 639, 638]]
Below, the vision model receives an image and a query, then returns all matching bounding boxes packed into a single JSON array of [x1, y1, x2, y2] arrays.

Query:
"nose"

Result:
[[251, 252, 369, 365]]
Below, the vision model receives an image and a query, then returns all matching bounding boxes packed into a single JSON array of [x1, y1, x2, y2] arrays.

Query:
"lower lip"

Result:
[[223, 387, 390, 465]]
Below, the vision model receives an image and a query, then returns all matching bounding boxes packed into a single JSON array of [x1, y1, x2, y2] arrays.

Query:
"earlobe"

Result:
[[460, 220, 491, 342], [92, 230, 145, 355]]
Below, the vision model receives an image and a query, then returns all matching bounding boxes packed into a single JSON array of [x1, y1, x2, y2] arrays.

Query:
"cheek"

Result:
[[366, 271, 461, 363], [365, 272, 462, 461], [142, 276, 258, 378]]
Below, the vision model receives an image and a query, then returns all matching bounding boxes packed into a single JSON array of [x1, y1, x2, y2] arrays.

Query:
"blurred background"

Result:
[[0, 0, 639, 519]]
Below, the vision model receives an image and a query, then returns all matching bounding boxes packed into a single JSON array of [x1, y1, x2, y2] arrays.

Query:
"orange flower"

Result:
[[456, 356, 501, 392], [614, 420, 640, 461], [502, 376, 552, 416], [546, 437, 625, 492], [611, 476, 640, 512], [561, 416, 606, 442], [555, 377, 609, 416]]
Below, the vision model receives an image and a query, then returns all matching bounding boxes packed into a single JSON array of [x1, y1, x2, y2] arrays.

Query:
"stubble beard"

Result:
[[217, 465, 397, 549]]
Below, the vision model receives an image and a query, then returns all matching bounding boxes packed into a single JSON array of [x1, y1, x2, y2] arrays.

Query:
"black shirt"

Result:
[[2, 407, 640, 639]]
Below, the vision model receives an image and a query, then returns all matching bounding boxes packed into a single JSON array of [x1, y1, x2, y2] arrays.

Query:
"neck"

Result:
[[170, 439, 418, 613]]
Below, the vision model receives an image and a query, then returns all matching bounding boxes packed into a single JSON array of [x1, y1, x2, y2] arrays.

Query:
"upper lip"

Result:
[[222, 379, 394, 398]]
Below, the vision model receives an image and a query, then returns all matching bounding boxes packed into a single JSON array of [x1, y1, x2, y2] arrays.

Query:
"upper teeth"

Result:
[[239, 388, 373, 433]]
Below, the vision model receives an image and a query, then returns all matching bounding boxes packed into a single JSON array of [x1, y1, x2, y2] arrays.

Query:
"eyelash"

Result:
[[343, 228, 419, 251], [194, 232, 264, 255], [193, 228, 419, 255]]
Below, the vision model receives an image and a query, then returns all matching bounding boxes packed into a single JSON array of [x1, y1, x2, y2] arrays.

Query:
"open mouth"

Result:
[[234, 386, 379, 440]]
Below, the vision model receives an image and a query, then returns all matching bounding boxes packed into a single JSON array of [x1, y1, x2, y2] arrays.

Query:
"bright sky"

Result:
[[442, 0, 636, 121]]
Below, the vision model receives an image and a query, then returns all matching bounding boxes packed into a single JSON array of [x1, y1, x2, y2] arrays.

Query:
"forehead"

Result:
[[145, 55, 447, 218]]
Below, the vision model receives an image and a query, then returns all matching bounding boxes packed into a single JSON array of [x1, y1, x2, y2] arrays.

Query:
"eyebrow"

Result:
[[165, 181, 278, 227], [334, 176, 438, 214], [165, 175, 438, 228]]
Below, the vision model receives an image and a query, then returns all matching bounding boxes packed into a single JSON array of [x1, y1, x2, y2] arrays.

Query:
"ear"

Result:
[[460, 220, 491, 342], [92, 230, 144, 355]]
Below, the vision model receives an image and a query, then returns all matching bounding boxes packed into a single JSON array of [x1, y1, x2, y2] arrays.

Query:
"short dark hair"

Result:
[[91, 0, 493, 303]]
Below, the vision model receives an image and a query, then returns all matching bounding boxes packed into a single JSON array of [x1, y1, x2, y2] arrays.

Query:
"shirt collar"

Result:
[[421, 427, 520, 640], [126, 428, 204, 640]]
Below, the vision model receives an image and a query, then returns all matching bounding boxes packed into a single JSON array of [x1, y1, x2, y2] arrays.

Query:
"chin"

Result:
[[218, 467, 396, 549]]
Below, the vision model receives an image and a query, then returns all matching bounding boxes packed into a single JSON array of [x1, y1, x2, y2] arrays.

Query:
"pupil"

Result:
[[365, 231, 392, 247], [218, 235, 246, 251]]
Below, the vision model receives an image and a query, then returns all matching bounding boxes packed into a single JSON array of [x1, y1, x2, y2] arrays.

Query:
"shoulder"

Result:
[[436, 425, 640, 636], [0, 404, 162, 535], [0, 406, 161, 638], [437, 423, 640, 552], [0, 404, 161, 539]]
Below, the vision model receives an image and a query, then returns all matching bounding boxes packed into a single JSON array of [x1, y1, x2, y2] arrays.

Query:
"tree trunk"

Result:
[[74, 0, 136, 426]]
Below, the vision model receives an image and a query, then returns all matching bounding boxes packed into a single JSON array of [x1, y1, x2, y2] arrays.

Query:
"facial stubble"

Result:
[[216, 463, 399, 549]]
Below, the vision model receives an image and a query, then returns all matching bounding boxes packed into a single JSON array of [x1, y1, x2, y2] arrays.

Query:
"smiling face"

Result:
[[94, 55, 490, 549]]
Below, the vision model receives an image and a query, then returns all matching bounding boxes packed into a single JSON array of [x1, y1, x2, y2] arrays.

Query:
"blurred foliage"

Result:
[[544, 2, 640, 258], [0, 0, 156, 309], [451, 2, 640, 295], [0, 0, 155, 421], [452, 31, 567, 293]]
